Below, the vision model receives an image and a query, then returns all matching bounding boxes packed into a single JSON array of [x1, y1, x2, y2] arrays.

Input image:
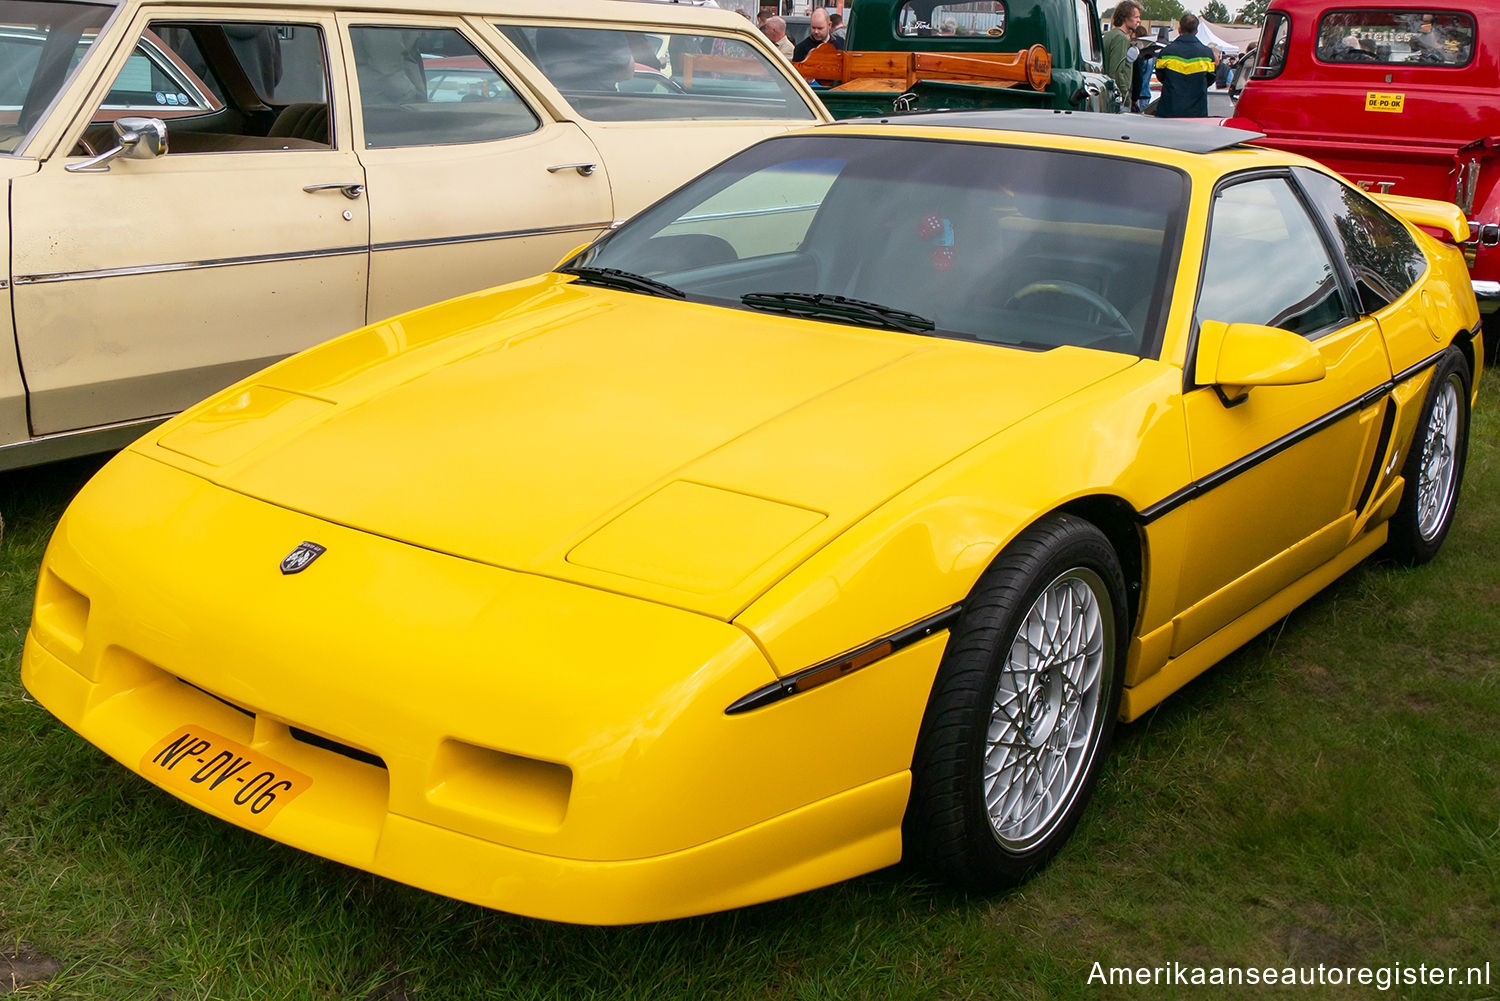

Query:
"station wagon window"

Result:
[[496, 24, 815, 122], [1293, 167, 1426, 312], [349, 27, 538, 148], [1, 0, 112, 154], [897, 1, 1007, 38], [1197, 178, 1351, 337], [1316, 10, 1475, 66], [1250, 10, 1289, 79], [81, 20, 332, 154]]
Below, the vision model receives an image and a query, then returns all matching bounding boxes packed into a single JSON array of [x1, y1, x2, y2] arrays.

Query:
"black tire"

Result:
[[904, 513, 1127, 890], [1383, 346, 1471, 566]]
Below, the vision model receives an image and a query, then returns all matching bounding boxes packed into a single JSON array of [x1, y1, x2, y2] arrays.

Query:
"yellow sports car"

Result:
[[22, 111, 1482, 925]]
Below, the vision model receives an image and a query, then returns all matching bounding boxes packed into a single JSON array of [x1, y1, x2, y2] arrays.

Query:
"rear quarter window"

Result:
[[496, 23, 816, 123], [1315, 9, 1475, 66]]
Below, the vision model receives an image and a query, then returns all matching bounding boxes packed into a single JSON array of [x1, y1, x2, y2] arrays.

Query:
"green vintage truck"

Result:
[[793, 0, 1119, 116]]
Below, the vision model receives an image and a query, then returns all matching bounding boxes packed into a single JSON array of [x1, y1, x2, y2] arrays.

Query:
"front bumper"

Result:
[[21, 449, 944, 922], [22, 639, 909, 923], [1472, 279, 1500, 312]]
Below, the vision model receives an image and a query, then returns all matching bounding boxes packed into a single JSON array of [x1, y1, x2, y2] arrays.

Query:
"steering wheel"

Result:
[[1002, 280, 1135, 337]]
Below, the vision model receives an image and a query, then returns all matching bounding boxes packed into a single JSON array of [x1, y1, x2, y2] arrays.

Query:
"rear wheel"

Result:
[[1384, 347, 1471, 565], [904, 514, 1126, 889]]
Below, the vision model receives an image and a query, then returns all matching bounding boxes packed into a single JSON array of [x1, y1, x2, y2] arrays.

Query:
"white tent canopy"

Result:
[[1194, 20, 1241, 53]]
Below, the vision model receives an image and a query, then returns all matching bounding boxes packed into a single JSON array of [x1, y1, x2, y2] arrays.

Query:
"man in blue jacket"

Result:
[[1154, 14, 1215, 117]]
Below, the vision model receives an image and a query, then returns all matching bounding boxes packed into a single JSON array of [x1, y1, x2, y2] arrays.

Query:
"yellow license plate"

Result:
[[1365, 91, 1405, 113], [142, 725, 312, 830]]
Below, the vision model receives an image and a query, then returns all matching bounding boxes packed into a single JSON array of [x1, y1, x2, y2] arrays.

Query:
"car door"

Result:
[[336, 14, 614, 322], [10, 7, 369, 437], [1169, 171, 1393, 657]]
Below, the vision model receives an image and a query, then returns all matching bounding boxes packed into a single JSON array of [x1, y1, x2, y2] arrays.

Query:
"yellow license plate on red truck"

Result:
[[142, 726, 312, 830]]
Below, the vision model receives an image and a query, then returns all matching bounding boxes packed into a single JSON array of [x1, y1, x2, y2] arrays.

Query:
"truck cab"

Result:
[[793, 0, 1117, 116]]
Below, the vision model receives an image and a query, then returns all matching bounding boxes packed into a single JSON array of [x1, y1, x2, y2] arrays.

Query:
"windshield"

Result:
[[1, 0, 114, 153], [571, 134, 1187, 356]]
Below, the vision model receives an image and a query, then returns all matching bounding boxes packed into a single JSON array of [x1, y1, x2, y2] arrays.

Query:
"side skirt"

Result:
[[1118, 524, 1387, 722]]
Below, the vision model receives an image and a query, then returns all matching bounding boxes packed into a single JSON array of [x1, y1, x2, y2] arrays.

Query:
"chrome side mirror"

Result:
[[66, 117, 168, 173]]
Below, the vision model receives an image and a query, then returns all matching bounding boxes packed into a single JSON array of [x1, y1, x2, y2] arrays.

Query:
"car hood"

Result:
[[150, 276, 1137, 619]]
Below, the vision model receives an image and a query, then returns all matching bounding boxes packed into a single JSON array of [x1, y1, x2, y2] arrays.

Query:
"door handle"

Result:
[[547, 162, 597, 176], [303, 182, 364, 199]]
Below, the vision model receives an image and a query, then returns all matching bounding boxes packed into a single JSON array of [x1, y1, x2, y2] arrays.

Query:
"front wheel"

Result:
[[1383, 347, 1471, 565], [904, 514, 1127, 890]]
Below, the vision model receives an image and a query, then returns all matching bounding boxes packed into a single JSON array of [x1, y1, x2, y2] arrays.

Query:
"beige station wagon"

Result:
[[0, 0, 827, 469]]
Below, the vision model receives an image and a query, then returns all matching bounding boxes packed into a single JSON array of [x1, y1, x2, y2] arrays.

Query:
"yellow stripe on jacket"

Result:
[[1157, 55, 1216, 75]]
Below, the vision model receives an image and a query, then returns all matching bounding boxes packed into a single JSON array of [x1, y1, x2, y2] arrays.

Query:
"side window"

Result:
[[496, 24, 815, 123], [1196, 178, 1351, 337], [1293, 167, 1427, 313], [349, 26, 538, 148], [1252, 11, 1290, 78], [88, 21, 331, 153], [1076, 0, 1101, 63]]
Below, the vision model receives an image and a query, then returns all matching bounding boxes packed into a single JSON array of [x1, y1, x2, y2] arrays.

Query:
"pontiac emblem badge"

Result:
[[280, 542, 326, 575]]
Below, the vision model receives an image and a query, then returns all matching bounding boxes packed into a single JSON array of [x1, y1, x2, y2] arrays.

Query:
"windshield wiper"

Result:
[[740, 292, 935, 334], [558, 266, 685, 300]]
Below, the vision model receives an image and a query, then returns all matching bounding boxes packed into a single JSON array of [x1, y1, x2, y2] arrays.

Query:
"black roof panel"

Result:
[[836, 108, 1265, 154]]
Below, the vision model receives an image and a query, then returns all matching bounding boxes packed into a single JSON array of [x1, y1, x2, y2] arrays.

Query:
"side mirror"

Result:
[[1195, 320, 1326, 406], [1070, 80, 1101, 106], [66, 117, 168, 174]]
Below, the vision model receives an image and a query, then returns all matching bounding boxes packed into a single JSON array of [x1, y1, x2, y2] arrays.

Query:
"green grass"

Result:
[[2, 377, 1497, 1001]]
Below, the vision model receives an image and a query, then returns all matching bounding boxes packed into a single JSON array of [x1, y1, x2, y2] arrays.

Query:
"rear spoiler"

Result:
[[1372, 193, 1470, 243]]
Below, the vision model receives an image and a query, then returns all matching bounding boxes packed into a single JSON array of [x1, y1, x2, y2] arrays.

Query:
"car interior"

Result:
[[71, 21, 333, 156], [614, 157, 1177, 358]]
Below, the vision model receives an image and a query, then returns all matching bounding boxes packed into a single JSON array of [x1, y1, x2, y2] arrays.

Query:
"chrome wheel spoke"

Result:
[[1416, 379, 1461, 540], [983, 568, 1114, 851]]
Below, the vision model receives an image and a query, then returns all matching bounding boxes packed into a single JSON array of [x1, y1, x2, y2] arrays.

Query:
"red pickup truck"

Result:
[[1227, 0, 1499, 348]]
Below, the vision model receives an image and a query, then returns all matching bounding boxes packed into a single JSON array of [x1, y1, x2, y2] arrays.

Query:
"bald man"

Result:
[[764, 15, 795, 58], [793, 8, 845, 62]]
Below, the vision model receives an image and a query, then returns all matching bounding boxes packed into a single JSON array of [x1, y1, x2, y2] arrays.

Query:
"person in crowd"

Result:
[[793, 7, 844, 61], [1103, 1, 1142, 112], [1154, 12, 1215, 117], [830, 11, 847, 43], [764, 15, 795, 58], [1129, 23, 1159, 112]]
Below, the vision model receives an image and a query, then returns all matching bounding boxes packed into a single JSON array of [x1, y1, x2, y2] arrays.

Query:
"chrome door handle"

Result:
[[303, 182, 364, 199], [547, 162, 597, 176]]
